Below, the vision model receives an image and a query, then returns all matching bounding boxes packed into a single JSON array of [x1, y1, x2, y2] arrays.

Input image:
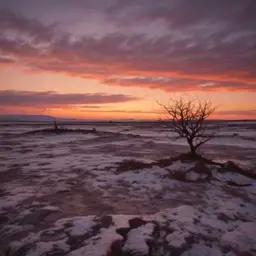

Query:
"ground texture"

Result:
[[0, 122, 255, 256]]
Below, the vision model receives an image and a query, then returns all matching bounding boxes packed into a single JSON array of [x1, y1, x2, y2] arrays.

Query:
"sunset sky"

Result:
[[0, 0, 255, 120]]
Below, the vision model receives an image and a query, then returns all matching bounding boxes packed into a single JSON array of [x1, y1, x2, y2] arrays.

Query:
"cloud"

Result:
[[0, 3, 256, 92], [79, 105, 104, 109], [216, 109, 256, 117], [78, 109, 159, 114], [0, 56, 15, 65], [103, 76, 256, 92], [0, 90, 140, 107], [0, 10, 57, 42], [106, 0, 256, 30]]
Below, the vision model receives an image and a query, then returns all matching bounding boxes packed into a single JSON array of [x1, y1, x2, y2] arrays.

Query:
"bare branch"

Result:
[[160, 97, 217, 155]]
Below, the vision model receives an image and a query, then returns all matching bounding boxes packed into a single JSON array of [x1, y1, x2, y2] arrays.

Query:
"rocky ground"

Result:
[[0, 122, 255, 256]]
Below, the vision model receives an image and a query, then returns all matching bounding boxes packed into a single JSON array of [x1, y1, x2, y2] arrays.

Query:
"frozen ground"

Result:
[[0, 121, 255, 256]]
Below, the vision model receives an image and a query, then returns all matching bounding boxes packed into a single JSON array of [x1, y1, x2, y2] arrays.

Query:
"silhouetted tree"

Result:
[[162, 98, 217, 156], [53, 120, 58, 131]]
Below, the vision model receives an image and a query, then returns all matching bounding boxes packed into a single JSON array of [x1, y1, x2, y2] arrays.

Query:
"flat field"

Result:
[[0, 121, 255, 256]]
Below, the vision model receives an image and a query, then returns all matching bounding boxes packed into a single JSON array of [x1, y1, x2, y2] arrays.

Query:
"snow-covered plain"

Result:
[[0, 121, 255, 256]]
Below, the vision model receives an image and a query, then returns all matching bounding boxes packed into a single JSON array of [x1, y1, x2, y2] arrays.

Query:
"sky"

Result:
[[0, 0, 256, 120]]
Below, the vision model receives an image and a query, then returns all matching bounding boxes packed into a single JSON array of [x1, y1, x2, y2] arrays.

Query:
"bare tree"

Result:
[[161, 98, 217, 156]]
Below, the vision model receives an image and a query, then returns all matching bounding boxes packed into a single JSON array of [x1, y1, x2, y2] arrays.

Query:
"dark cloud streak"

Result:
[[0, 90, 140, 107], [216, 109, 256, 117]]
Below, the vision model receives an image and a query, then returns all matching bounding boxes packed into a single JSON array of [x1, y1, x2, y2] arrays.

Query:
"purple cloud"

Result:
[[103, 76, 256, 92], [0, 90, 140, 107], [0, 2, 255, 92], [0, 10, 57, 42]]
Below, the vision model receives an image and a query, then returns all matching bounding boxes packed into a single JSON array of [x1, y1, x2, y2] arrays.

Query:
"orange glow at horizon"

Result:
[[1, 65, 256, 120]]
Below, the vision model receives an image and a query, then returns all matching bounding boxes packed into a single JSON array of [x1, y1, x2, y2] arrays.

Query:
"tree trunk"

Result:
[[187, 138, 197, 156]]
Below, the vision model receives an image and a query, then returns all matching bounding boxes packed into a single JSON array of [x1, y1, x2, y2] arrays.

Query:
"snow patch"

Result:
[[166, 230, 190, 248], [123, 223, 155, 255], [67, 227, 122, 256], [181, 243, 222, 256], [56, 216, 98, 237], [221, 222, 256, 253]]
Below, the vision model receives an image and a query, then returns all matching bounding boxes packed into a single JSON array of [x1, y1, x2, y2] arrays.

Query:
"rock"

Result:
[[224, 161, 239, 171], [107, 240, 123, 256], [116, 227, 131, 238], [100, 215, 113, 228], [129, 218, 147, 229]]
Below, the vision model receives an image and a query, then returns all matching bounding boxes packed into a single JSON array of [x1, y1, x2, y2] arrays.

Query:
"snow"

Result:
[[180, 243, 222, 256], [0, 184, 37, 210], [112, 214, 137, 227], [26, 239, 69, 256], [123, 223, 155, 255], [67, 228, 122, 256], [9, 232, 41, 254], [185, 171, 201, 181], [166, 160, 194, 172], [162, 134, 256, 149], [156, 205, 198, 224], [55, 216, 97, 237], [92, 166, 175, 197], [41, 205, 61, 211], [5, 201, 256, 256], [67, 217, 97, 237], [220, 222, 256, 253], [1, 122, 256, 255], [166, 230, 190, 248], [212, 169, 254, 184]]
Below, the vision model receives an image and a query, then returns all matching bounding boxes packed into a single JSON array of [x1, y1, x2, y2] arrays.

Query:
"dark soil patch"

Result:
[[115, 153, 255, 183], [23, 128, 98, 136], [116, 159, 153, 173]]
